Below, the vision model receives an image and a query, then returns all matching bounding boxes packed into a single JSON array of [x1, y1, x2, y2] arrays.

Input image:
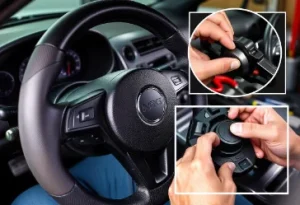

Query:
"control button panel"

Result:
[[72, 134, 104, 145], [238, 158, 253, 170], [65, 94, 104, 133], [187, 108, 256, 175], [171, 75, 182, 86], [161, 70, 188, 94], [79, 108, 94, 122]]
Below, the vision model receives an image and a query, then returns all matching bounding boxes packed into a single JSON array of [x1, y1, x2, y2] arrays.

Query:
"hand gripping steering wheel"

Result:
[[18, 1, 206, 205]]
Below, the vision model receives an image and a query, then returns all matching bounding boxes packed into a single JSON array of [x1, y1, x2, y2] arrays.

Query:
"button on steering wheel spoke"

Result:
[[160, 70, 188, 95], [63, 92, 106, 145]]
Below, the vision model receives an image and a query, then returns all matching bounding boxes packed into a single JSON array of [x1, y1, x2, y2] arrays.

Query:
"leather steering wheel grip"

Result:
[[18, 1, 200, 205]]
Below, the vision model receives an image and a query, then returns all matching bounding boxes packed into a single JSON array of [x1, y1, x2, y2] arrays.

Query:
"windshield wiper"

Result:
[[1, 12, 66, 28]]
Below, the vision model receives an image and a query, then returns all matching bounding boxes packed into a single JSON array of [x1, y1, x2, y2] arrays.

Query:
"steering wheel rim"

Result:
[[18, 1, 206, 205]]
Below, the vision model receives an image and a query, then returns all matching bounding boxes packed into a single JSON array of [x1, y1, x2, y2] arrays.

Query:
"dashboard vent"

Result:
[[123, 45, 136, 61], [132, 36, 163, 56]]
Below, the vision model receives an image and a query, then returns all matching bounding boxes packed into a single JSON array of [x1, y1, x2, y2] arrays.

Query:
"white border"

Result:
[[174, 105, 289, 195], [188, 10, 287, 97]]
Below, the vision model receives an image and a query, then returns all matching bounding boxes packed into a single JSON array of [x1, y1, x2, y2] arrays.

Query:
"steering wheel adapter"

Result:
[[224, 37, 277, 80], [187, 108, 256, 175], [18, 1, 206, 205], [202, 36, 277, 83]]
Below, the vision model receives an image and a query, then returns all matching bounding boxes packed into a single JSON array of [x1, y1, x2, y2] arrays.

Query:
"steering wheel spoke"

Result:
[[62, 91, 107, 145], [161, 70, 188, 95], [107, 138, 174, 190], [64, 93, 104, 133]]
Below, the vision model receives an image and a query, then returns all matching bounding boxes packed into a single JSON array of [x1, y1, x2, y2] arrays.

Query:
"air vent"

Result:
[[132, 36, 163, 56], [123, 46, 136, 61]]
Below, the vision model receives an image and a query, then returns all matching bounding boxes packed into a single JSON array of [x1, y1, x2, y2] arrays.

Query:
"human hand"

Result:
[[189, 11, 241, 84], [169, 132, 236, 205], [228, 107, 300, 169]]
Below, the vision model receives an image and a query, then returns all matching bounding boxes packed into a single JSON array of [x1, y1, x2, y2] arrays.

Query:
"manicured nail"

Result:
[[230, 123, 242, 134], [230, 60, 241, 70], [228, 162, 236, 171]]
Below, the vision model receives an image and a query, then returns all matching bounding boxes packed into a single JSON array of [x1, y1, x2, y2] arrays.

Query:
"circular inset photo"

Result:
[[188, 9, 283, 97]]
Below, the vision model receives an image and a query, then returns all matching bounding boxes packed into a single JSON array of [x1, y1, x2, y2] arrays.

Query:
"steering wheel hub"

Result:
[[106, 69, 177, 152], [137, 86, 166, 124]]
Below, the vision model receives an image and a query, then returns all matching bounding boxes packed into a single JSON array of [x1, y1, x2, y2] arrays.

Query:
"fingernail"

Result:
[[255, 152, 261, 158], [229, 40, 236, 49], [230, 123, 242, 134], [256, 152, 263, 158], [228, 162, 236, 171], [230, 60, 241, 70]]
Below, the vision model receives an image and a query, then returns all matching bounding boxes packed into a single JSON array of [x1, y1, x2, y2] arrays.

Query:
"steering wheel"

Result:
[[18, 1, 206, 205]]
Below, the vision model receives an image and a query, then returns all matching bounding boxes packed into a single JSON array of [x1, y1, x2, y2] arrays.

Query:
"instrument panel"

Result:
[[18, 49, 82, 82], [0, 71, 15, 98], [0, 30, 116, 105]]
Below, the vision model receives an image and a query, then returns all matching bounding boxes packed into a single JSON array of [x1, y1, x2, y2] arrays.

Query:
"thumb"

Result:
[[199, 57, 240, 79], [230, 122, 276, 141], [218, 162, 235, 182]]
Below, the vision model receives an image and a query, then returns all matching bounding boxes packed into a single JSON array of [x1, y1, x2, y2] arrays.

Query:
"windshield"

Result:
[[13, 0, 158, 17]]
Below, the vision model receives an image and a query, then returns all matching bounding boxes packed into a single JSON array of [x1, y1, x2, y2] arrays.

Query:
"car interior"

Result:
[[0, 0, 299, 204]]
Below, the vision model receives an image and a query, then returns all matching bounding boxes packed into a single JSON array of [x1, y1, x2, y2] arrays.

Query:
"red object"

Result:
[[289, 0, 300, 57], [67, 62, 71, 76], [210, 75, 238, 93], [253, 69, 259, 75]]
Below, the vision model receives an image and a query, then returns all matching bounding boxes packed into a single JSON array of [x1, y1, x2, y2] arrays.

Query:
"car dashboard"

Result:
[[0, 15, 185, 106]]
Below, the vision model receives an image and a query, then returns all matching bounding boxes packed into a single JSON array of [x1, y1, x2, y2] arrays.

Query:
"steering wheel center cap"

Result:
[[106, 69, 176, 152], [137, 87, 166, 124]]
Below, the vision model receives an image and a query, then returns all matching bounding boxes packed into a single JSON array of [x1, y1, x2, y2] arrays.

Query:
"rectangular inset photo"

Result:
[[188, 11, 286, 96], [175, 105, 289, 195]]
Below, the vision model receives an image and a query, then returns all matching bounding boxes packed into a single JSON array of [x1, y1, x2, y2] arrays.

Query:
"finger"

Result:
[[230, 122, 277, 140], [168, 179, 175, 199], [202, 77, 213, 85], [239, 112, 251, 121], [220, 11, 234, 36], [194, 132, 220, 160], [249, 138, 264, 158], [181, 146, 196, 163], [194, 57, 240, 80], [194, 20, 235, 49], [239, 108, 257, 121], [207, 12, 234, 40], [228, 107, 242, 119], [189, 46, 210, 61], [228, 107, 256, 120], [218, 162, 236, 183], [252, 143, 264, 158], [176, 158, 182, 166], [254, 107, 285, 125]]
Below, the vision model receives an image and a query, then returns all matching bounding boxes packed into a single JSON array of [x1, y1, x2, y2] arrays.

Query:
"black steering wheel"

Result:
[[18, 1, 206, 205]]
